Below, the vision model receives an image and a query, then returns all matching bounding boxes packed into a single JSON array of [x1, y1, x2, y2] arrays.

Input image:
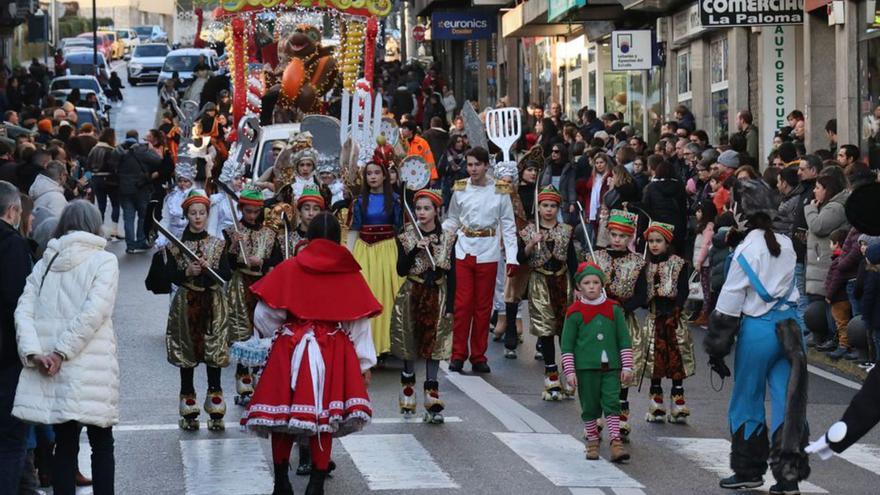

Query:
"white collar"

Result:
[[578, 293, 606, 305]]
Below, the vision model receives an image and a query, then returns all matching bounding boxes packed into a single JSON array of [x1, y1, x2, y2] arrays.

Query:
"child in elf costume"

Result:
[[562, 262, 634, 463], [224, 188, 276, 405], [269, 186, 325, 266], [638, 222, 695, 424], [390, 189, 456, 423], [586, 209, 646, 440], [519, 186, 577, 400]]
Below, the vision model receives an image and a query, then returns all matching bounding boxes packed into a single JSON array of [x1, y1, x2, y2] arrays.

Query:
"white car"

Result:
[[127, 43, 170, 85], [157, 48, 218, 89], [134, 25, 167, 43], [251, 124, 301, 181], [116, 28, 140, 56], [49, 76, 111, 117]]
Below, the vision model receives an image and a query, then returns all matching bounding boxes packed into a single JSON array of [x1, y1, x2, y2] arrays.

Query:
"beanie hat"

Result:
[[644, 221, 675, 242], [238, 187, 264, 207], [858, 234, 880, 246], [296, 186, 325, 209], [606, 209, 638, 236], [575, 261, 606, 284], [182, 190, 211, 212], [718, 149, 740, 169], [37, 119, 53, 133], [537, 186, 562, 205], [414, 188, 443, 208]]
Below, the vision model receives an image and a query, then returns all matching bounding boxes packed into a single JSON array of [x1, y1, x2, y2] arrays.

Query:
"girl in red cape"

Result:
[[243, 212, 381, 495]]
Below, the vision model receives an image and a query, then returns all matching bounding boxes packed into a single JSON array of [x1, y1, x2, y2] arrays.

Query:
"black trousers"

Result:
[[52, 421, 114, 495]]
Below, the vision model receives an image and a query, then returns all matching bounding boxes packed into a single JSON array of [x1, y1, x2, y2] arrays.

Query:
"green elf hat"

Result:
[[238, 187, 264, 208], [181, 189, 210, 212], [606, 209, 637, 236], [644, 221, 675, 242], [574, 261, 606, 284], [297, 185, 326, 209], [537, 185, 562, 205]]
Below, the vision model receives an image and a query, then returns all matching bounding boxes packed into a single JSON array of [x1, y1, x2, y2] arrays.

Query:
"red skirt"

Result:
[[243, 321, 372, 437]]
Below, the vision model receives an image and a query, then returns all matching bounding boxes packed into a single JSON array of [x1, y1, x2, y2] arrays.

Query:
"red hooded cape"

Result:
[[249, 239, 382, 321]]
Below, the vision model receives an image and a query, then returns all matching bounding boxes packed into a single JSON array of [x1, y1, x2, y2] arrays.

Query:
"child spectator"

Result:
[[825, 229, 856, 361]]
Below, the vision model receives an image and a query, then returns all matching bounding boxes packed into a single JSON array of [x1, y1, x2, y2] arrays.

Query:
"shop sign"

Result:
[[673, 3, 710, 45], [760, 25, 797, 157], [700, 0, 805, 27], [611, 30, 654, 71], [431, 12, 496, 40], [549, 0, 586, 22]]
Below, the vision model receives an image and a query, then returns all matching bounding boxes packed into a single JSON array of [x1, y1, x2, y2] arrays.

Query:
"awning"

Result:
[[502, 0, 624, 38]]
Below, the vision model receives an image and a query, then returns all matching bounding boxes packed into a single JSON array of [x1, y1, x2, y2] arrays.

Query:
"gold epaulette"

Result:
[[495, 181, 513, 195], [453, 179, 467, 191]]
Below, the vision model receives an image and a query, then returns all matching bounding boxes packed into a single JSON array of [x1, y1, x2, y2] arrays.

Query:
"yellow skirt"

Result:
[[353, 237, 405, 355]]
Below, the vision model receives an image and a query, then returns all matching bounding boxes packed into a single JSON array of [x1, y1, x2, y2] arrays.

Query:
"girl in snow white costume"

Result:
[[243, 212, 380, 495]]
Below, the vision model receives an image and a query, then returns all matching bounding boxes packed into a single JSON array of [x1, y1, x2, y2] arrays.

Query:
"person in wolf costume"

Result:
[[704, 179, 810, 495]]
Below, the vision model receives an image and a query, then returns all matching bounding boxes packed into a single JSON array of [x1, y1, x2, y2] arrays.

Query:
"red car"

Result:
[[76, 33, 113, 62]]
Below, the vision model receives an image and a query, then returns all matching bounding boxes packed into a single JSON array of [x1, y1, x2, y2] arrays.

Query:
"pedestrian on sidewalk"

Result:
[[111, 130, 161, 253], [12, 200, 119, 495], [0, 181, 33, 493], [86, 129, 121, 239], [562, 262, 633, 463]]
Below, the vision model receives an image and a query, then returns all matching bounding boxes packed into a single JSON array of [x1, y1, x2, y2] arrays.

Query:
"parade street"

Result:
[[56, 66, 880, 495]]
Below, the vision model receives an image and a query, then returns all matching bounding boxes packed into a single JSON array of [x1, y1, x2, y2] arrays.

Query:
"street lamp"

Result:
[[92, 0, 97, 75]]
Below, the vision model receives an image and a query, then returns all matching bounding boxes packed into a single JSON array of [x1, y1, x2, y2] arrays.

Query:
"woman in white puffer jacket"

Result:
[[13, 200, 119, 495]]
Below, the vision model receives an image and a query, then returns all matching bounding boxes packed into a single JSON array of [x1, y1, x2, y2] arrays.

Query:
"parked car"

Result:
[[76, 33, 112, 61], [97, 30, 124, 60], [49, 76, 111, 117], [134, 25, 167, 43], [127, 43, 169, 85], [64, 51, 110, 82], [115, 28, 140, 56], [157, 48, 218, 88], [252, 124, 300, 180]]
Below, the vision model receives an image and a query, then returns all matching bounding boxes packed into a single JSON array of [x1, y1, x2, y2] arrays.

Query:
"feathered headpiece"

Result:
[[175, 159, 197, 181], [218, 142, 246, 185]]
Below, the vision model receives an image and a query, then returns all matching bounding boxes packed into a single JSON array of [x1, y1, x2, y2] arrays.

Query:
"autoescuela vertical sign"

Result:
[[761, 25, 796, 156]]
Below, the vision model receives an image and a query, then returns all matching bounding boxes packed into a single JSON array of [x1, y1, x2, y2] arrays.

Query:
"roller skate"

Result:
[[399, 372, 417, 416], [204, 389, 227, 431], [619, 401, 631, 443], [423, 380, 445, 424], [541, 368, 563, 401], [645, 389, 666, 423], [296, 443, 312, 476], [667, 389, 690, 424], [178, 393, 200, 430], [234, 372, 254, 406]]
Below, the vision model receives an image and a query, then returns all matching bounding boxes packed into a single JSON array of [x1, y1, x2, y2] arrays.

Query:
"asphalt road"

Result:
[[63, 68, 880, 495]]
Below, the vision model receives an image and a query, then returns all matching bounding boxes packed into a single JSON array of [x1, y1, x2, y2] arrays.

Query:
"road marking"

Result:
[[372, 416, 463, 424], [807, 364, 861, 390], [610, 489, 648, 495], [340, 433, 458, 490], [495, 432, 644, 488], [836, 443, 880, 475], [569, 489, 606, 495], [180, 438, 273, 495], [113, 417, 460, 432], [658, 437, 827, 493], [441, 362, 559, 433], [78, 442, 93, 494]]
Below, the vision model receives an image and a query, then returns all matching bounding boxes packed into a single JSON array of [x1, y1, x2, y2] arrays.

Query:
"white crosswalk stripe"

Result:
[[339, 433, 458, 490], [836, 443, 880, 476], [658, 437, 827, 493], [180, 438, 274, 495], [496, 432, 644, 489]]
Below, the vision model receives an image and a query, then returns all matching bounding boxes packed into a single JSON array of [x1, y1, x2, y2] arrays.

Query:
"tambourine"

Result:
[[380, 117, 400, 147], [399, 155, 431, 191]]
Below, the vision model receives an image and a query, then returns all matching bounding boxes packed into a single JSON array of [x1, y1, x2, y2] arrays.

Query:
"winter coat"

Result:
[[804, 190, 851, 296], [111, 141, 161, 196], [826, 228, 862, 300], [709, 227, 731, 293], [13, 231, 119, 428], [642, 178, 689, 254], [856, 259, 880, 329], [29, 174, 68, 229], [791, 177, 816, 263], [0, 220, 33, 369], [85, 141, 116, 175], [539, 160, 577, 212], [774, 185, 803, 236]]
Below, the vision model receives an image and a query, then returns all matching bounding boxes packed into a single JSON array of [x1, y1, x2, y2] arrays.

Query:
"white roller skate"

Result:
[[541, 370, 563, 401], [667, 392, 690, 424], [178, 394, 200, 430], [399, 373, 417, 416], [645, 392, 666, 423], [204, 389, 227, 431], [234, 373, 254, 406], [422, 381, 445, 424]]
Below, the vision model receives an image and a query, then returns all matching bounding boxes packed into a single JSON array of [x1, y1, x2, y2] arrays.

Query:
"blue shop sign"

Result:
[[431, 12, 496, 40]]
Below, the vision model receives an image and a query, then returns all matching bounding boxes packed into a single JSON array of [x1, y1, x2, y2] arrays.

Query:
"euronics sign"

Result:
[[431, 12, 497, 40]]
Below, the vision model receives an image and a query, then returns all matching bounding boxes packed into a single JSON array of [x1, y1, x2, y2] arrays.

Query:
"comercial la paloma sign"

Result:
[[700, 0, 804, 27]]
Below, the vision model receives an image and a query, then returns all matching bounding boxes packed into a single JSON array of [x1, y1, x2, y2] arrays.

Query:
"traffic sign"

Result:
[[413, 25, 426, 42]]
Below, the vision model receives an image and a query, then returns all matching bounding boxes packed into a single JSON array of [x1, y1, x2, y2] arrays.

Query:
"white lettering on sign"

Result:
[[760, 25, 796, 160]]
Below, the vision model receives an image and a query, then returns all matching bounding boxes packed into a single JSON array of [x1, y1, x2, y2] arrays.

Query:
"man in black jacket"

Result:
[[792, 155, 822, 342], [111, 130, 161, 253], [0, 180, 33, 492]]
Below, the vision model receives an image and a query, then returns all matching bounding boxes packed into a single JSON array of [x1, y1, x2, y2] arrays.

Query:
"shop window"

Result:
[[710, 37, 729, 143], [677, 50, 692, 102], [570, 77, 582, 115], [859, 34, 880, 168], [588, 70, 597, 110]]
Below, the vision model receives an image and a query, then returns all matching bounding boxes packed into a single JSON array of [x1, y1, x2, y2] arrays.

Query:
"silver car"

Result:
[[127, 43, 169, 85]]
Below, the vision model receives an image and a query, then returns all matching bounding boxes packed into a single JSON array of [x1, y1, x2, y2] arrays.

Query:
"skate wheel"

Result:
[[179, 418, 199, 431], [207, 420, 226, 431], [234, 396, 241, 405]]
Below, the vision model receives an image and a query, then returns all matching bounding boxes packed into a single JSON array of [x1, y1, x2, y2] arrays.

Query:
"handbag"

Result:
[[145, 249, 172, 294], [687, 270, 703, 301]]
